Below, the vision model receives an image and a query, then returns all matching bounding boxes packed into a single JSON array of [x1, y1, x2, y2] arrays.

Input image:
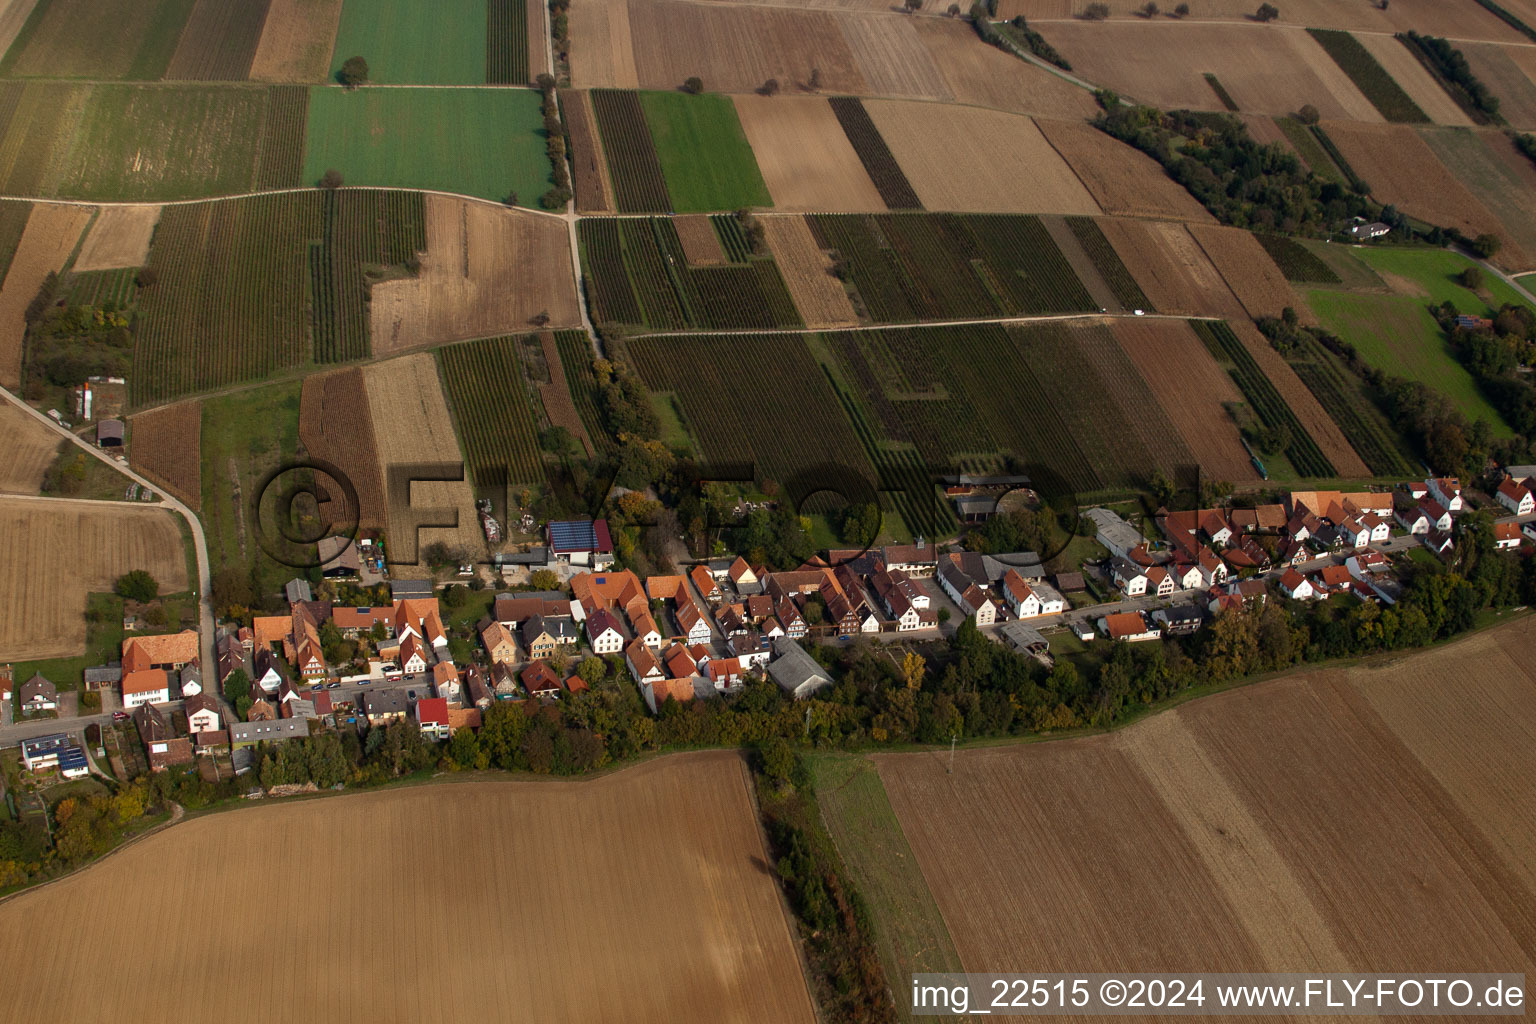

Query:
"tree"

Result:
[[1471, 234, 1502, 259], [1459, 266, 1484, 290], [904, 0, 922, 11], [1254, 2, 1278, 20], [681, 76, 704, 94], [1297, 103, 1320, 124], [758, 78, 780, 96], [318, 168, 344, 190], [135, 266, 158, 289], [114, 569, 159, 603], [503, 189, 518, 206], [758, 737, 796, 789], [1140, 1, 1158, 15], [338, 55, 369, 87], [948, 2, 961, 14], [1082, 2, 1109, 18], [901, 650, 926, 690], [576, 656, 608, 685], [808, 67, 822, 90], [1174, 2, 1189, 13], [529, 568, 561, 590]]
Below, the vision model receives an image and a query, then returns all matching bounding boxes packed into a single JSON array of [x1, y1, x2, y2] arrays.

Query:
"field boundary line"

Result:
[[0, 803, 183, 909], [626, 310, 1205, 339]]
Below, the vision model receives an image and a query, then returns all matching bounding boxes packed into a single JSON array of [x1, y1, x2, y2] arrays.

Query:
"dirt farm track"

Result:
[[0, 751, 816, 1024]]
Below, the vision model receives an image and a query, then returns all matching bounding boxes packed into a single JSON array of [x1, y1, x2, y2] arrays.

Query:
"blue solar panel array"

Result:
[[548, 520, 597, 552]]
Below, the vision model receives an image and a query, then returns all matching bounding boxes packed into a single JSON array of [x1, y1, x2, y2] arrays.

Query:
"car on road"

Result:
[[327, 680, 341, 688], [112, 711, 129, 722]]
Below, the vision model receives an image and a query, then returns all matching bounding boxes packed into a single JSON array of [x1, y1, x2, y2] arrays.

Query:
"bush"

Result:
[[1297, 103, 1321, 124], [337, 55, 369, 88], [1460, 266, 1484, 290], [757, 78, 780, 96], [681, 76, 703, 94], [114, 569, 159, 604], [1082, 1, 1109, 17], [318, 168, 344, 190], [1174, 2, 1190, 13], [1255, 2, 1279, 20], [540, 187, 573, 210], [1472, 233, 1502, 258]]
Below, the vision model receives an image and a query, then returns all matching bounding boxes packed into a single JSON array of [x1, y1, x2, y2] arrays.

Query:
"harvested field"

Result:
[[0, 0, 192, 79], [1240, 113, 1295, 153], [1355, 32, 1472, 126], [1323, 120, 1527, 270], [1462, 42, 1536, 131], [369, 196, 580, 356], [626, 2, 865, 95], [536, 331, 594, 454], [362, 352, 482, 574], [127, 400, 202, 509], [1111, 319, 1257, 484], [828, 97, 919, 210], [838, 14, 948, 101], [1228, 318, 1369, 477], [568, 0, 639, 88], [0, 203, 93, 389], [762, 215, 858, 329], [733, 95, 884, 213], [164, 0, 272, 80], [1035, 119, 1211, 222], [1035, 22, 1381, 121], [674, 215, 725, 265], [912, 17, 1095, 117], [300, 367, 388, 533], [0, 752, 818, 1024], [0, 495, 188, 660], [0, 401, 59, 494], [863, 101, 1097, 215], [1420, 126, 1536, 266], [1096, 219, 1241, 318], [0, 0, 41, 60], [874, 618, 1536, 985], [249, 0, 344, 82], [1187, 223, 1304, 322], [72, 205, 159, 272], [561, 90, 615, 213]]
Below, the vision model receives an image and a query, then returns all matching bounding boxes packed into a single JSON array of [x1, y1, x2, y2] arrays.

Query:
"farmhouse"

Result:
[[121, 669, 171, 708], [1426, 478, 1462, 512], [184, 693, 223, 734], [19, 674, 57, 713], [675, 601, 713, 645], [1278, 568, 1316, 601], [522, 614, 577, 659], [494, 593, 574, 626], [626, 640, 664, 688], [415, 697, 451, 741], [1496, 477, 1534, 516], [522, 662, 562, 699], [122, 630, 200, 673], [1084, 508, 1145, 559], [1493, 522, 1522, 550], [768, 638, 831, 699], [547, 518, 614, 568], [727, 556, 761, 594], [883, 542, 938, 576], [585, 609, 626, 654], [1099, 611, 1160, 643], [481, 620, 518, 665]]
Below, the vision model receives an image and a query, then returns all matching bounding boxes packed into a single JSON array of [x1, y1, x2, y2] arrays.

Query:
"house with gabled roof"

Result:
[[674, 600, 712, 645], [1497, 476, 1534, 516], [626, 639, 664, 688], [689, 564, 718, 602], [481, 620, 517, 665], [882, 542, 938, 576], [631, 610, 663, 649], [1099, 611, 1160, 642], [1145, 566, 1175, 598], [1426, 477, 1462, 512], [415, 697, 451, 741], [707, 657, 743, 692], [767, 638, 831, 698], [433, 662, 461, 704], [1197, 546, 1228, 587], [774, 600, 806, 639], [547, 518, 614, 568], [1492, 521, 1522, 550], [122, 630, 199, 674], [1278, 568, 1315, 601], [1110, 557, 1147, 597], [19, 674, 57, 713], [185, 693, 223, 734], [585, 609, 625, 655], [522, 614, 575, 660], [727, 556, 761, 594], [464, 666, 494, 709], [521, 662, 561, 699], [121, 669, 170, 709]]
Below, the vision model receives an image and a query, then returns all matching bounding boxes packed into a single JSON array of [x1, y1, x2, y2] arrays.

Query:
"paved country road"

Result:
[[0, 387, 215, 680]]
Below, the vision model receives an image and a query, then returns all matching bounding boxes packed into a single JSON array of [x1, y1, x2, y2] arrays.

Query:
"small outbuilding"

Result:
[[96, 419, 125, 448]]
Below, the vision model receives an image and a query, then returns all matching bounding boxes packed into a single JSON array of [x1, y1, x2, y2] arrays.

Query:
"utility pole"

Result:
[[947, 734, 957, 775]]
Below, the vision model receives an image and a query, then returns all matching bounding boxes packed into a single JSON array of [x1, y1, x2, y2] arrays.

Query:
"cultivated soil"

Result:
[[1036, 118, 1212, 222], [0, 401, 61, 494], [1354, 32, 1472, 127], [370, 196, 581, 356], [568, 0, 640, 88], [863, 101, 1098, 215], [127, 399, 202, 510], [298, 367, 387, 532], [0, 203, 95, 388], [0, 495, 188, 659], [674, 214, 725, 265], [0, 0, 42, 62], [362, 352, 483, 575], [911, 17, 1095, 118], [536, 331, 595, 455], [1463, 42, 1536, 132], [874, 618, 1536, 986], [1097, 218, 1243, 318], [563, 90, 616, 213], [72, 204, 160, 271], [249, 0, 345, 82], [0, 752, 818, 1024], [762, 214, 859, 328], [732, 94, 885, 213], [1187, 223, 1304, 322], [1323, 120, 1527, 270], [1111, 318, 1258, 484]]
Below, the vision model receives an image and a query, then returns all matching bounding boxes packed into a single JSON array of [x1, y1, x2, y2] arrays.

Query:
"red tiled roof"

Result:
[[416, 697, 449, 725]]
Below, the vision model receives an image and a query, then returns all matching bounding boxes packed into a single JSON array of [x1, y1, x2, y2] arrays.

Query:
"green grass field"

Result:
[[808, 753, 963, 1022], [329, 0, 487, 84], [637, 91, 771, 213], [302, 87, 550, 203], [1305, 246, 1527, 434]]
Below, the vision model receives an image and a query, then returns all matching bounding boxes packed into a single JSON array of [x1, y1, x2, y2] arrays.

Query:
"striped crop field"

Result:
[[438, 334, 548, 488]]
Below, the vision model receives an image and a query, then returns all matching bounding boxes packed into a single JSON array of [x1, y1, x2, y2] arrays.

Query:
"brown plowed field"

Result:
[[864, 101, 1098, 214], [1036, 119, 1212, 222], [1037, 22, 1380, 120], [128, 400, 202, 509], [1188, 223, 1303, 322], [249, 0, 344, 82], [1111, 319, 1257, 483], [1421, 126, 1536, 267], [363, 353, 482, 575], [675, 215, 725, 265], [537, 331, 594, 454], [1003, 0, 1524, 42], [1463, 43, 1536, 132], [876, 618, 1536, 982], [0, 0, 42, 61], [1323, 120, 1526, 270], [370, 196, 580, 356], [527, 0, 549, 81], [839, 14, 949, 100], [72, 205, 160, 271], [733, 95, 884, 212], [1098, 219, 1241, 318], [0, 751, 818, 1024], [299, 367, 386, 532], [1355, 32, 1472, 127], [762, 214, 858, 328], [913, 17, 1095, 117], [0, 203, 94, 389], [627, 1, 865, 94], [562, 90, 615, 213], [1230, 318, 1369, 477], [0, 401, 60, 494], [568, 0, 639, 88], [164, 0, 272, 81], [1240, 113, 1295, 154], [0, 495, 188, 660]]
